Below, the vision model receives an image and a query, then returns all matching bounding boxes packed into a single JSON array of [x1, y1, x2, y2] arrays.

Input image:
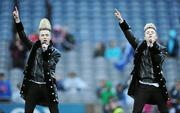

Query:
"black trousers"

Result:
[[25, 82, 59, 113], [133, 83, 169, 113]]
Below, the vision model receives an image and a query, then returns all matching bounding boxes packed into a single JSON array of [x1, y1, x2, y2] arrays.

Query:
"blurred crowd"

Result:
[[95, 79, 180, 113]]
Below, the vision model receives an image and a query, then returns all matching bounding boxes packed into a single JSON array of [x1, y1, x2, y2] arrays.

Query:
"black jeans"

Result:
[[133, 83, 169, 113], [25, 82, 59, 113]]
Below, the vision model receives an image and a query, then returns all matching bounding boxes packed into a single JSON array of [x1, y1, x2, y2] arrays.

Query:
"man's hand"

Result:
[[12, 6, 20, 23], [147, 38, 156, 47], [42, 43, 48, 52], [114, 8, 124, 23]]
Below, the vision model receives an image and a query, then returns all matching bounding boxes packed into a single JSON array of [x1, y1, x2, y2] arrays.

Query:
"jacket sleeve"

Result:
[[48, 50, 61, 67], [16, 22, 33, 50], [43, 49, 61, 70], [150, 43, 168, 65], [119, 21, 139, 49]]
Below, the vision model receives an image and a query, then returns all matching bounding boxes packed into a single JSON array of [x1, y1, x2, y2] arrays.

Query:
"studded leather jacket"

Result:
[[139, 45, 156, 83], [16, 22, 61, 106], [119, 20, 169, 103]]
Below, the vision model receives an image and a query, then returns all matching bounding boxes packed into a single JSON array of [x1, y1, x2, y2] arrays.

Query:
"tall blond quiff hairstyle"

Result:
[[39, 18, 51, 32]]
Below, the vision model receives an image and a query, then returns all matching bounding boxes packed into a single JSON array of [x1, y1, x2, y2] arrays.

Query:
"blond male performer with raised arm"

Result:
[[114, 9, 169, 113], [13, 7, 61, 113]]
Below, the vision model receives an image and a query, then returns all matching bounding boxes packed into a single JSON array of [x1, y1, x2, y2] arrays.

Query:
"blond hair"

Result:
[[39, 18, 51, 31], [144, 23, 156, 31]]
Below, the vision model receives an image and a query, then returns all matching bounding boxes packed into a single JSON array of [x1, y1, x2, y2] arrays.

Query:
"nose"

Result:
[[44, 35, 47, 38], [149, 33, 152, 37], [43, 35, 47, 39]]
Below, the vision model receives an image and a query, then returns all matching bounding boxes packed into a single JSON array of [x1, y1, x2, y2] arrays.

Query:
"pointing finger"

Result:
[[114, 8, 119, 13], [15, 6, 17, 11]]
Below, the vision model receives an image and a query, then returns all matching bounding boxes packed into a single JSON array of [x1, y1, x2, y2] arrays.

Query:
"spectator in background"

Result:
[[96, 80, 115, 113], [28, 33, 39, 43], [64, 72, 87, 93], [93, 42, 106, 58], [52, 25, 64, 49], [53, 25, 75, 52], [0, 73, 12, 102], [105, 40, 122, 62], [167, 29, 179, 58], [10, 34, 27, 69], [115, 43, 133, 71], [108, 97, 124, 113], [11, 82, 24, 103], [170, 80, 180, 113], [55, 75, 66, 92], [115, 83, 126, 106]]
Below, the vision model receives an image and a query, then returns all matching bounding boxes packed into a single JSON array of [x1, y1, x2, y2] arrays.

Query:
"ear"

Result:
[[155, 32, 158, 41], [49, 31, 52, 40], [144, 35, 148, 42]]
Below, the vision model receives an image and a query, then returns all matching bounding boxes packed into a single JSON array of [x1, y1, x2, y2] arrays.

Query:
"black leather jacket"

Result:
[[16, 22, 61, 106], [139, 45, 156, 83], [119, 21, 169, 103]]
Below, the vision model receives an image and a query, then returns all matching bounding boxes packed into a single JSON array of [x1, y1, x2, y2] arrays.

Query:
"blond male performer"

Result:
[[13, 7, 61, 113], [114, 9, 169, 113]]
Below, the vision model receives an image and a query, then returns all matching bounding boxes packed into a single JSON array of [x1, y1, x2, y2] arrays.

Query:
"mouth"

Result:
[[43, 40, 47, 43], [149, 39, 152, 43]]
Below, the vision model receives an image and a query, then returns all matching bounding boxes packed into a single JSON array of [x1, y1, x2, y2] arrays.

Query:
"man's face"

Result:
[[144, 28, 157, 43], [39, 30, 51, 44]]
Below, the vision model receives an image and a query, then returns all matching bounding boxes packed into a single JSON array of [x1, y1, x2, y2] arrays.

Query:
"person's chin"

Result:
[[41, 40, 48, 44]]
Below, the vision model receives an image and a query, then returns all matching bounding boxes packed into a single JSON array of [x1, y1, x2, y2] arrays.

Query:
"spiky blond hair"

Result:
[[144, 23, 156, 31], [39, 18, 51, 31]]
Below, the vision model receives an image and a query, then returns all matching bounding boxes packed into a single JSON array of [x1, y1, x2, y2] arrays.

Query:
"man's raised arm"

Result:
[[13, 6, 33, 50], [114, 8, 139, 49]]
